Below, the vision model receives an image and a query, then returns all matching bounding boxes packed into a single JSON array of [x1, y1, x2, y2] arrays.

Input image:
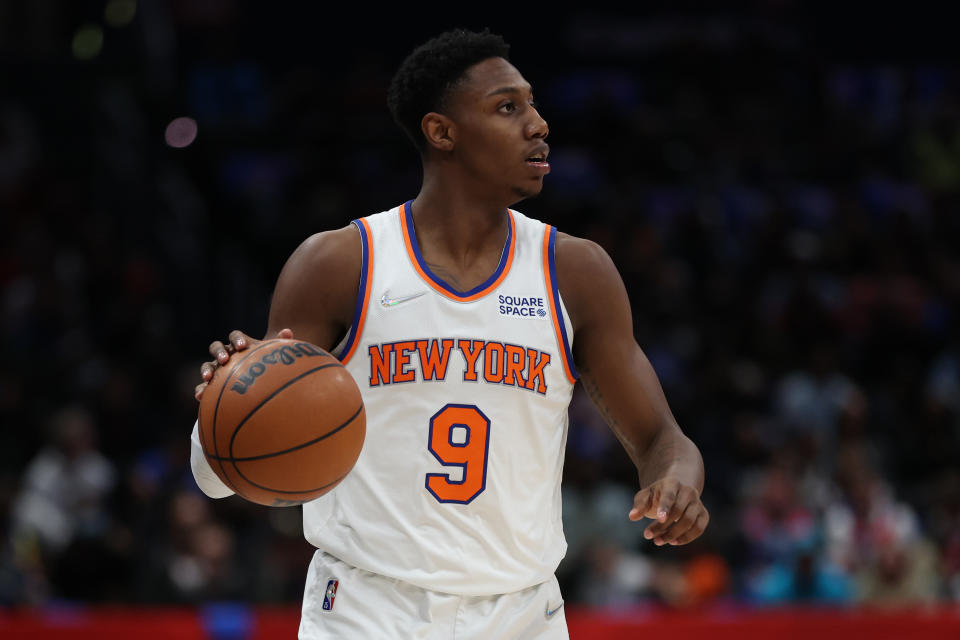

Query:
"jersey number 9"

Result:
[[425, 404, 490, 504]]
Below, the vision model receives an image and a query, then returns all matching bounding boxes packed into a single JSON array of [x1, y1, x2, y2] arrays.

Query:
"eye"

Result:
[[498, 101, 516, 113], [529, 99, 539, 110]]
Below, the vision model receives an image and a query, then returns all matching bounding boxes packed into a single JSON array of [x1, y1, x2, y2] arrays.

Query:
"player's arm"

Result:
[[195, 224, 362, 398], [264, 224, 362, 347], [556, 233, 708, 546], [190, 224, 362, 498]]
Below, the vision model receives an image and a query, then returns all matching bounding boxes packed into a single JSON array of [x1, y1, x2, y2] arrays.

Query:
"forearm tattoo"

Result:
[[579, 364, 619, 430]]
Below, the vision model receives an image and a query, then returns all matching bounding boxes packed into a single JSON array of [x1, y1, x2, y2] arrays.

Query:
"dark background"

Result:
[[2, 0, 958, 608]]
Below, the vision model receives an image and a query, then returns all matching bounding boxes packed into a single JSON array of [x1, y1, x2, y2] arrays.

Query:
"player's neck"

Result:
[[411, 179, 511, 267]]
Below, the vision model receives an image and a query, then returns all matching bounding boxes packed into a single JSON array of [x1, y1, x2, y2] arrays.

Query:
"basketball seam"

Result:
[[225, 361, 343, 464], [224, 362, 359, 496], [236, 468, 354, 496], [209, 341, 283, 492], [210, 401, 363, 462], [230, 404, 362, 495], [205, 341, 337, 493], [229, 404, 363, 494]]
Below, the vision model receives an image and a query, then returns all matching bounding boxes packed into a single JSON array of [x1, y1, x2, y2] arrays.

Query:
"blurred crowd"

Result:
[[1, 1, 958, 610]]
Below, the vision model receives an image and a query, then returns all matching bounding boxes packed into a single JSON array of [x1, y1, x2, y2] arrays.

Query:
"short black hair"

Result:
[[387, 28, 510, 153]]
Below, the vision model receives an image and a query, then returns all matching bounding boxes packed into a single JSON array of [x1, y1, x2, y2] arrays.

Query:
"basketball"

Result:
[[197, 338, 365, 506]]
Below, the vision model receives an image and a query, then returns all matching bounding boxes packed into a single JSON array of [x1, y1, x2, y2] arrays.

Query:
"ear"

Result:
[[421, 112, 456, 153]]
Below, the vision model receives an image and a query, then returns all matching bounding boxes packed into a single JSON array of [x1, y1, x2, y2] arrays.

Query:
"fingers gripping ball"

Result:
[[198, 339, 365, 506]]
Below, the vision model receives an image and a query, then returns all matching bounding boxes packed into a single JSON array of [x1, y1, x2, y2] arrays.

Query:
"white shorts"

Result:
[[298, 551, 569, 640]]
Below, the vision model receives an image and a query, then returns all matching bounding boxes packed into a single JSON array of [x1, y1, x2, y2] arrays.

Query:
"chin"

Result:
[[511, 183, 543, 203]]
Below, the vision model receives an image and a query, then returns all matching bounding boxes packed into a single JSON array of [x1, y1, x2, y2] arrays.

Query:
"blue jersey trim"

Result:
[[403, 200, 512, 299], [548, 226, 579, 380], [337, 218, 370, 363]]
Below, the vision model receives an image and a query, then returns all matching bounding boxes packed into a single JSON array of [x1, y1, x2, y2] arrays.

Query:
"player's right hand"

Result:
[[194, 328, 294, 400]]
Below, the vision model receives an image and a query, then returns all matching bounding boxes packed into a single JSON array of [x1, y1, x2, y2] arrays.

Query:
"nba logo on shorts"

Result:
[[322, 578, 339, 611]]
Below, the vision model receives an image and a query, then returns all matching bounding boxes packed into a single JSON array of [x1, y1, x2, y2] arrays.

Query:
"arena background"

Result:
[[2, 1, 959, 637]]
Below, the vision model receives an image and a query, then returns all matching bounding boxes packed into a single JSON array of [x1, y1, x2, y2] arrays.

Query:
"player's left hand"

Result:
[[628, 478, 709, 546]]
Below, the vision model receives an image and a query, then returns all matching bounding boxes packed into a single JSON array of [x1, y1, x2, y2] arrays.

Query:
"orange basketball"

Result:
[[198, 339, 365, 506]]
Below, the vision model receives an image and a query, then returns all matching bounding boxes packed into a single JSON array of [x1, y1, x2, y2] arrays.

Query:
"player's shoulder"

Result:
[[291, 203, 403, 268], [291, 224, 361, 272], [270, 222, 364, 336], [508, 207, 609, 264], [553, 231, 624, 331], [555, 231, 615, 274]]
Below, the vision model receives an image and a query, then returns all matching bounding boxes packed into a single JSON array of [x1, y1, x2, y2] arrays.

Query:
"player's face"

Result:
[[445, 57, 550, 203]]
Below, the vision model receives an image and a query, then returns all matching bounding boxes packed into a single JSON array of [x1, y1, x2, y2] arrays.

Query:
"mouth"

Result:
[[525, 145, 550, 173]]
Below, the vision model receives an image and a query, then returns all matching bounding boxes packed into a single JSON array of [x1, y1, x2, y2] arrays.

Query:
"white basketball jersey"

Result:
[[303, 201, 579, 596]]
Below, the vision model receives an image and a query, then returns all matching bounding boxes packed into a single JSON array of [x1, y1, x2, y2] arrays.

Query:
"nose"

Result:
[[526, 107, 549, 140]]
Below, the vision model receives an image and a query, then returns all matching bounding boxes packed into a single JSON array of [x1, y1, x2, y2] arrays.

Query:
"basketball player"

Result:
[[191, 29, 707, 638]]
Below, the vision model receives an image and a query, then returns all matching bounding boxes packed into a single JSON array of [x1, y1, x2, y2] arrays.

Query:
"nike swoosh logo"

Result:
[[545, 602, 564, 619], [380, 290, 426, 307]]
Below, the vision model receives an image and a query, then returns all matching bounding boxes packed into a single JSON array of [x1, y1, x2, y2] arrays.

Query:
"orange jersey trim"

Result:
[[399, 201, 516, 303], [340, 217, 373, 365], [542, 225, 578, 384]]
